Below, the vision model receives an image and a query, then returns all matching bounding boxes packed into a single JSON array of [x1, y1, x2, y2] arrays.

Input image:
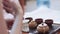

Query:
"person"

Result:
[[0, 0, 8, 34], [0, 0, 24, 34], [3, 0, 25, 16], [3, 0, 16, 30], [9, 0, 24, 34], [19, 0, 25, 11], [3, 0, 25, 30]]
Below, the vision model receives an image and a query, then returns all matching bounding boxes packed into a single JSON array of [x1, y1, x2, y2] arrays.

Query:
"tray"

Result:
[[29, 23, 60, 34]]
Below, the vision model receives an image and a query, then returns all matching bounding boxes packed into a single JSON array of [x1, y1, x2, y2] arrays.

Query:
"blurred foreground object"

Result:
[[0, 0, 8, 34], [37, 23, 49, 33], [22, 20, 29, 32], [9, 0, 24, 34], [29, 21, 37, 29]]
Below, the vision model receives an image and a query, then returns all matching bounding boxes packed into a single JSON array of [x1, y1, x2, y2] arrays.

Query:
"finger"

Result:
[[4, 6, 16, 17], [4, 6, 15, 13], [3, 0, 12, 8]]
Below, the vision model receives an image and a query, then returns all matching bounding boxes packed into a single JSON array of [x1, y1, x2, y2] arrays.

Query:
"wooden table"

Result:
[[22, 32, 28, 34]]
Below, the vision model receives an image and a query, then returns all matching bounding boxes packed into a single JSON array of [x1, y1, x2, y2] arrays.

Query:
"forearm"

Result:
[[19, 0, 24, 10], [0, 0, 8, 34], [10, 0, 24, 34]]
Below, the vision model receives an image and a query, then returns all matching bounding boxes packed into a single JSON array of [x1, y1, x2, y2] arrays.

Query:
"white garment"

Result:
[[3, 9, 14, 20], [24, 5, 60, 24]]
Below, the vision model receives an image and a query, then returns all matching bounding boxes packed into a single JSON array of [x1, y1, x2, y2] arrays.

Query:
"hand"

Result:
[[3, 0, 16, 17]]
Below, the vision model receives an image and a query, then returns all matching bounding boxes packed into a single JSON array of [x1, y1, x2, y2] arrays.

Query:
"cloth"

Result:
[[3, 9, 14, 19]]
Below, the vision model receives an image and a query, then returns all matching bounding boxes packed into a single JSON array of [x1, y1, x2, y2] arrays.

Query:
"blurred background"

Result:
[[25, 0, 60, 12]]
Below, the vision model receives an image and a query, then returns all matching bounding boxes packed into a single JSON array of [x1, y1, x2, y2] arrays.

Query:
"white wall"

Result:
[[50, 0, 60, 11], [25, 0, 37, 12], [25, 0, 60, 12], [24, 0, 60, 23]]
